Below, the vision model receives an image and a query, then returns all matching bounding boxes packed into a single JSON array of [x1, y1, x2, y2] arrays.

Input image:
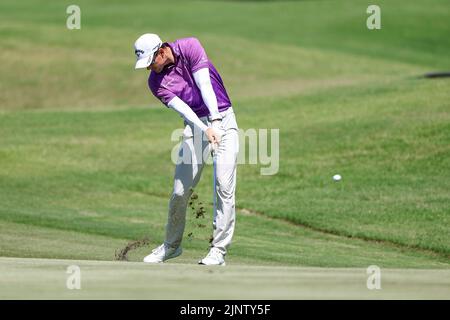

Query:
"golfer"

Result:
[[134, 34, 239, 266]]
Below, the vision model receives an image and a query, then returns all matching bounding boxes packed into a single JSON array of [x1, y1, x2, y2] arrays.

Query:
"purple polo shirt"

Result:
[[148, 37, 232, 117]]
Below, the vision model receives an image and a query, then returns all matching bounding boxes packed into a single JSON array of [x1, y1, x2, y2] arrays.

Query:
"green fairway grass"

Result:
[[0, 0, 449, 279], [1, 257, 449, 299]]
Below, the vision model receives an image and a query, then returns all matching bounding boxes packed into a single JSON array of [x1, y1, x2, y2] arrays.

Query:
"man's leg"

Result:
[[210, 114, 239, 255], [165, 125, 208, 248]]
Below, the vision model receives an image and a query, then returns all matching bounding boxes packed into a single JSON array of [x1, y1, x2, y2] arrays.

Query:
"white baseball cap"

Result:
[[134, 33, 162, 69]]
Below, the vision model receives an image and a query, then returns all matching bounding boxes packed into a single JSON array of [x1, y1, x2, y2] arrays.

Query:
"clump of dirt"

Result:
[[187, 189, 208, 241], [115, 237, 151, 261]]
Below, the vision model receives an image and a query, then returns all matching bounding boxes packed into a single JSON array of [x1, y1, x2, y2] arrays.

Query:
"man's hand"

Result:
[[206, 119, 224, 152], [206, 127, 221, 149]]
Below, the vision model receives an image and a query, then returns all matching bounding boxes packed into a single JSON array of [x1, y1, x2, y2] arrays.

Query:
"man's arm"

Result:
[[167, 96, 221, 146], [193, 68, 222, 121], [167, 96, 208, 132]]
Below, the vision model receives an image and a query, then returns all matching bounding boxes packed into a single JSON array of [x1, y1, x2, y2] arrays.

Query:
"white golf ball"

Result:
[[333, 174, 342, 181]]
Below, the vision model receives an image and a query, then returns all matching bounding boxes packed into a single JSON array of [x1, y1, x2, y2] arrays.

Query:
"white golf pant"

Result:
[[165, 107, 239, 256]]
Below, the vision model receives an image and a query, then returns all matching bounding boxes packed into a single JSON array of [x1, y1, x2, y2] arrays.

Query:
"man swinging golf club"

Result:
[[134, 34, 239, 266]]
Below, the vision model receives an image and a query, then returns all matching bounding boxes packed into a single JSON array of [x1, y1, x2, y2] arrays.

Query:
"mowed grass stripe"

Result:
[[1, 209, 449, 268]]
